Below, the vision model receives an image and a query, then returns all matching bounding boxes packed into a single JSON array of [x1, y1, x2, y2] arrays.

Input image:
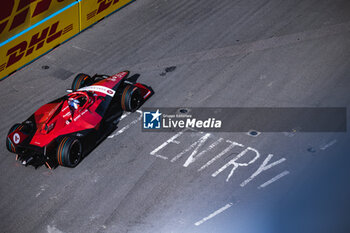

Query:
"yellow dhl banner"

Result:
[[79, 0, 134, 30], [0, 0, 135, 80], [0, 0, 76, 43], [0, 1, 79, 79]]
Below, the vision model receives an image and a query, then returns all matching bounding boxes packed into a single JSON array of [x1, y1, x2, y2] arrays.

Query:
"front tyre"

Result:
[[121, 85, 141, 112], [6, 123, 21, 153], [57, 137, 82, 167], [72, 73, 92, 91]]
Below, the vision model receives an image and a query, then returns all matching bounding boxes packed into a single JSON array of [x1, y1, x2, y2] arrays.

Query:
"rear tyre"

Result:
[[57, 137, 82, 167], [6, 123, 21, 153], [72, 73, 92, 91], [121, 85, 141, 112]]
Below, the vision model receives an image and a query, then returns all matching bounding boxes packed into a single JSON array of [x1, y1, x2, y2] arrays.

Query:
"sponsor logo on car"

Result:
[[78, 85, 116, 97], [13, 133, 20, 144], [108, 72, 128, 81]]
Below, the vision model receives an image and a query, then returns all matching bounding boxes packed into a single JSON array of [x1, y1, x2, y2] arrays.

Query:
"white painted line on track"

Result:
[[198, 140, 244, 172], [149, 130, 186, 160], [320, 139, 337, 150], [107, 117, 141, 138], [240, 154, 286, 187], [108, 110, 142, 139], [71, 45, 101, 56], [35, 185, 47, 198], [47, 225, 65, 233], [258, 170, 290, 189], [171, 133, 211, 165], [182, 137, 224, 167], [194, 203, 233, 226], [120, 112, 131, 120], [150, 130, 290, 187], [211, 147, 260, 182]]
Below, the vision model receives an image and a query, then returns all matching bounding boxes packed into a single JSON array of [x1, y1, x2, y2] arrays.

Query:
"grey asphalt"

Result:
[[1, 0, 350, 232]]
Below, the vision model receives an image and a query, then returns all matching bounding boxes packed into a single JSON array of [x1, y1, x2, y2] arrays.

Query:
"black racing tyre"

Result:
[[57, 137, 82, 167], [71, 73, 92, 91], [92, 76, 107, 83], [6, 123, 21, 153], [121, 85, 141, 112], [21, 120, 35, 134]]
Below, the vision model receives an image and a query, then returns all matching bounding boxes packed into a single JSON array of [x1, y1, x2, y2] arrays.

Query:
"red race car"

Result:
[[6, 71, 154, 168]]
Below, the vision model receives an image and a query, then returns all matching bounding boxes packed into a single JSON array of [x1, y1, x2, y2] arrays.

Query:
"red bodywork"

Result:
[[7, 71, 153, 153]]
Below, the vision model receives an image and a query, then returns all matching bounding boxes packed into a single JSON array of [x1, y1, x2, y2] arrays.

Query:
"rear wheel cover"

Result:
[[6, 123, 21, 153]]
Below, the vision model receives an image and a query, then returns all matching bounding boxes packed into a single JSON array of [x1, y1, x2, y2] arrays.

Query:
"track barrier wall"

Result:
[[79, 0, 134, 30], [0, 0, 76, 42], [0, 0, 134, 80]]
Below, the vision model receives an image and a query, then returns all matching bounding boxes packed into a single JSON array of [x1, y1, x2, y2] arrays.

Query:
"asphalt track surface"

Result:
[[1, 0, 350, 233]]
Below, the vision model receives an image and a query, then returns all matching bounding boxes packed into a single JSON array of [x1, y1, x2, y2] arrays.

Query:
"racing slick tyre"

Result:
[[21, 120, 35, 134], [6, 123, 21, 153], [57, 137, 83, 167], [72, 73, 93, 91], [92, 75, 108, 84], [121, 85, 141, 112]]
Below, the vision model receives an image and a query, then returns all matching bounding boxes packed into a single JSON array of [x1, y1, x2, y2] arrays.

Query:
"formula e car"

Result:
[[6, 71, 153, 168]]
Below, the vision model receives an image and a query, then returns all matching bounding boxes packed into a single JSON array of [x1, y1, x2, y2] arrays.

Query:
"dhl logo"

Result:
[[87, 0, 120, 20], [2, 21, 73, 69], [0, 0, 69, 35], [0, 0, 133, 77]]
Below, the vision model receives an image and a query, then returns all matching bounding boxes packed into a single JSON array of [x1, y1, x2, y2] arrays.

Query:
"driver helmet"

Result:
[[68, 98, 80, 110]]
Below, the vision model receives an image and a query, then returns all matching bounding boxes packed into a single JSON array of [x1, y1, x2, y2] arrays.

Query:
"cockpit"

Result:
[[67, 91, 91, 111]]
